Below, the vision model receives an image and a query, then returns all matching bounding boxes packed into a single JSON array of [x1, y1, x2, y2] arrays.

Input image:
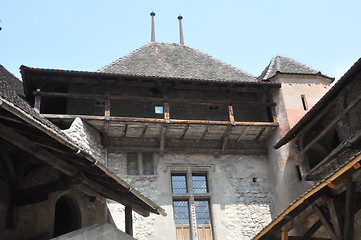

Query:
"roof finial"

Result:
[[150, 11, 156, 42], [178, 15, 184, 45]]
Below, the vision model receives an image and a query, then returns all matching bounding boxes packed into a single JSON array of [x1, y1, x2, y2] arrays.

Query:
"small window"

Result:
[[127, 153, 154, 175], [172, 174, 187, 193], [155, 106, 164, 114], [192, 174, 208, 193], [301, 95, 308, 111]]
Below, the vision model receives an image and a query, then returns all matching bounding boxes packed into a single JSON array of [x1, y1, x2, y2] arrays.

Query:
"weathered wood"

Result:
[[42, 113, 278, 126], [33, 91, 276, 106], [281, 227, 288, 240], [228, 105, 235, 123], [222, 126, 231, 152], [125, 206, 133, 236], [327, 199, 343, 240], [164, 102, 170, 120], [33, 89, 41, 113], [0, 122, 77, 176], [159, 125, 167, 155], [343, 179, 356, 240], [107, 146, 267, 155], [314, 205, 337, 240], [0, 145, 17, 187], [104, 99, 110, 120], [303, 220, 322, 239], [12, 176, 84, 206], [200, 126, 209, 140]]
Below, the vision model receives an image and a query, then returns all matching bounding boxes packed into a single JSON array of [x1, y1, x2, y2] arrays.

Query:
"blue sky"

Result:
[[1, 0, 361, 80]]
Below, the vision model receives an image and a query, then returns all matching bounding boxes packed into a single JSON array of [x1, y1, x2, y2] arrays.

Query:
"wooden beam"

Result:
[[42, 113, 279, 127], [164, 102, 170, 121], [228, 105, 235, 123], [200, 126, 209, 140], [221, 126, 232, 152], [281, 227, 288, 240], [0, 145, 17, 187], [159, 124, 167, 156], [179, 124, 189, 139], [125, 206, 133, 236], [107, 146, 267, 155], [314, 205, 337, 240], [11, 175, 84, 206], [0, 122, 78, 176], [33, 91, 276, 106], [303, 220, 322, 240], [327, 199, 343, 240], [343, 179, 356, 240]]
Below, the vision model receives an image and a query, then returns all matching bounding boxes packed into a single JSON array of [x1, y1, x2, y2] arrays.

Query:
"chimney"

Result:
[[178, 15, 184, 45], [150, 12, 156, 42]]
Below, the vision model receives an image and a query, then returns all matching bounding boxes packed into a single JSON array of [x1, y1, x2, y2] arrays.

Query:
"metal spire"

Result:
[[178, 15, 184, 45], [150, 12, 156, 42]]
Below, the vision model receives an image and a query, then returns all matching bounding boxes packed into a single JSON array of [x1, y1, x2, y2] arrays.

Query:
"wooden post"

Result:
[[228, 105, 235, 124], [281, 227, 288, 240], [125, 206, 133, 236], [164, 102, 170, 122], [104, 99, 110, 120], [344, 179, 356, 240], [34, 89, 41, 113]]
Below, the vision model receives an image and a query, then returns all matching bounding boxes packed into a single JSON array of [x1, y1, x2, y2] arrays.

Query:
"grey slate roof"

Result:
[[98, 42, 257, 83], [259, 55, 332, 80], [0, 65, 24, 98]]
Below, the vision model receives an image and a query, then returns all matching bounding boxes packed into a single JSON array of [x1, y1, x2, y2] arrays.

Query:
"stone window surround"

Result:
[[167, 164, 215, 240]]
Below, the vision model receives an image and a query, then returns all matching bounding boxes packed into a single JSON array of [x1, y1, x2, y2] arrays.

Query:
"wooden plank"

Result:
[[125, 206, 133, 236], [314, 205, 337, 240]]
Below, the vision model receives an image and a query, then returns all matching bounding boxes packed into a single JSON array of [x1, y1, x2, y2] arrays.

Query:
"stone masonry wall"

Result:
[[107, 153, 273, 240]]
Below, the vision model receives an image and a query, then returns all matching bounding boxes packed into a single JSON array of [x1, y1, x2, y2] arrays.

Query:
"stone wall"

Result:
[[1, 166, 107, 239], [107, 153, 273, 240]]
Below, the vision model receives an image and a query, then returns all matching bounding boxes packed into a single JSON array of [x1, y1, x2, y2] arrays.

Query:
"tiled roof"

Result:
[[259, 55, 333, 80], [0, 65, 24, 98], [98, 42, 257, 83], [0, 65, 165, 216]]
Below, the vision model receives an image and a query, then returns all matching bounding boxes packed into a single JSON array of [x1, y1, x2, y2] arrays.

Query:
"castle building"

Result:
[[4, 13, 361, 240]]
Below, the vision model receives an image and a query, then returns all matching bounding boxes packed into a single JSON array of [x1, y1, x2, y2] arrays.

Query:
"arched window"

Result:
[[53, 195, 81, 237]]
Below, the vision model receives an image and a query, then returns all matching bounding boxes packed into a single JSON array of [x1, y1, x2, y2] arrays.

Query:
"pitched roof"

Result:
[[0, 66, 165, 216], [259, 55, 333, 81], [0, 64, 24, 98], [98, 42, 257, 83], [274, 57, 361, 149]]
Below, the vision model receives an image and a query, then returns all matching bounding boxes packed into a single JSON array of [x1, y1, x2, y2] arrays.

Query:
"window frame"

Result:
[[170, 168, 213, 240]]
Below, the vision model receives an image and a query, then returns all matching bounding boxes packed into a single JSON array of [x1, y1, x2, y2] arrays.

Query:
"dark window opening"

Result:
[[296, 165, 302, 181], [53, 196, 81, 237]]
